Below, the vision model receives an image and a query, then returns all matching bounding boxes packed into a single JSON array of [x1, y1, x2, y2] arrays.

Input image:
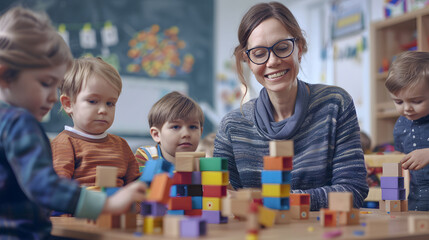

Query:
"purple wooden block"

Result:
[[180, 217, 207, 237], [192, 172, 201, 184], [201, 210, 228, 224], [380, 177, 404, 189], [140, 201, 167, 216], [382, 188, 405, 200]]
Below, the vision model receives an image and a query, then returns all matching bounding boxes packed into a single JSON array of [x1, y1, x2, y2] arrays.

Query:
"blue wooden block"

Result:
[[263, 197, 290, 210], [140, 159, 175, 186], [382, 188, 406, 200], [380, 177, 404, 189], [261, 170, 291, 184], [192, 196, 203, 209], [167, 209, 185, 215], [104, 187, 120, 196], [170, 185, 188, 197]]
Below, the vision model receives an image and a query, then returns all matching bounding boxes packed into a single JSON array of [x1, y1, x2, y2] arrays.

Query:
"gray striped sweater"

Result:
[[213, 83, 369, 210]]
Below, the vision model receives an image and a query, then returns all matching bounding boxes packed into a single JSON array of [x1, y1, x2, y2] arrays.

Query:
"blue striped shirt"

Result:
[[0, 102, 105, 240], [214, 83, 368, 210]]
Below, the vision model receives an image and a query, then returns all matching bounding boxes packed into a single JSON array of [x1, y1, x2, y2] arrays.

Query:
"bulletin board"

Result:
[[0, 0, 214, 137]]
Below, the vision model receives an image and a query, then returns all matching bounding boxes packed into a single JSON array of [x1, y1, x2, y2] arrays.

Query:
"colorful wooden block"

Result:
[[328, 192, 353, 212], [203, 197, 221, 211], [104, 187, 119, 196], [382, 188, 406, 200], [290, 193, 310, 206], [95, 166, 117, 187], [180, 217, 207, 237], [147, 173, 173, 204], [263, 156, 293, 171], [140, 201, 167, 216], [203, 185, 227, 197], [383, 162, 402, 177], [258, 206, 276, 227], [262, 184, 290, 198], [261, 170, 292, 184], [167, 210, 185, 215], [380, 177, 404, 189], [172, 172, 193, 185], [168, 196, 193, 210], [170, 184, 188, 197], [140, 159, 174, 185], [201, 171, 228, 186], [188, 184, 203, 196], [269, 140, 294, 157], [290, 205, 309, 220], [201, 210, 228, 224], [263, 197, 290, 210], [338, 208, 359, 226], [143, 216, 163, 234], [199, 157, 228, 171], [184, 209, 202, 216], [320, 209, 337, 227], [192, 196, 203, 209], [163, 215, 183, 237], [192, 171, 201, 184]]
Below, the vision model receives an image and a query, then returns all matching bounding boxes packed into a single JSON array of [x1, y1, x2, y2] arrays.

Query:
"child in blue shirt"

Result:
[[0, 7, 146, 239], [385, 51, 429, 211]]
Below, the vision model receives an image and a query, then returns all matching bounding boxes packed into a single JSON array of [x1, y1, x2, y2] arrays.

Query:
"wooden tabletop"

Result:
[[51, 209, 429, 240]]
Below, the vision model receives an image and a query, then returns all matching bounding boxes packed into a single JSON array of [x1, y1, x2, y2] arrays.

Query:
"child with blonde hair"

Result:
[[0, 7, 146, 239], [51, 57, 141, 187], [385, 51, 429, 211]]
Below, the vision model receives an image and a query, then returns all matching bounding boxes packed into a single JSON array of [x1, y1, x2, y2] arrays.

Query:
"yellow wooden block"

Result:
[[143, 216, 163, 234], [258, 206, 276, 227], [201, 171, 228, 186], [262, 184, 290, 197], [203, 197, 221, 211], [246, 233, 259, 240]]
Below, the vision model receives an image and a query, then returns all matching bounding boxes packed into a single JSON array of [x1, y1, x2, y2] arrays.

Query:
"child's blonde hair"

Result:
[[148, 91, 204, 129], [385, 51, 429, 94], [0, 7, 72, 81], [61, 57, 122, 104]]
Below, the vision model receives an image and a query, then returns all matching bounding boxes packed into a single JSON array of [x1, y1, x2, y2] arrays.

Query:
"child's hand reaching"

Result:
[[401, 148, 429, 170], [102, 181, 147, 215]]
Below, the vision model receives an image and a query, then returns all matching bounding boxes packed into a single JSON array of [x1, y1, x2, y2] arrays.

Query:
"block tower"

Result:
[[200, 156, 229, 224], [261, 140, 293, 213], [319, 192, 360, 227], [168, 152, 205, 216], [379, 162, 407, 212]]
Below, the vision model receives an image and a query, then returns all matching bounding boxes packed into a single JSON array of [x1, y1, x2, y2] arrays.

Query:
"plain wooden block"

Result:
[[366, 219, 389, 237], [338, 208, 359, 226], [221, 197, 233, 217], [379, 200, 385, 211], [328, 192, 353, 212], [385, 200, 401, 212], [401, 200, 408, 211], [269, 140, 294, 157], [408, 215, 429, 233], [96, 213, 120, 229], [246, 212, 260, 231], [236, 188, 262, 200], [120, 212, 136, 229], [163, 215, 183, 237], [290, 205, 309, 220], [230, 198, 251, 218], [383, 162, 402, 177], [176, 152, 205, 171], [95, 166, 118, 187], [275, 209, 292, 224]]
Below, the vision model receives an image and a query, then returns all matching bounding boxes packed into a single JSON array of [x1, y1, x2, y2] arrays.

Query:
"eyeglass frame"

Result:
[[245, 38, 296, 65]]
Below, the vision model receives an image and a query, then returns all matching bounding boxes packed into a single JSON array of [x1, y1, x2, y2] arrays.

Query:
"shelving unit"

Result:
[[370, 7, 429, 147]]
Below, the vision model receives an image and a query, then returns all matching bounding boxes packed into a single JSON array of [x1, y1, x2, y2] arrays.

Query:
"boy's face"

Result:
[[62, 75, 119, 135], [150, 118, 202, 163], [390, 81, 429, 121], [0, 64, 67, 121]]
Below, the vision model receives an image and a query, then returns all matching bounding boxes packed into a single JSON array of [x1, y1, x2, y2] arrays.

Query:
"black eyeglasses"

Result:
[[245, 38, 296, 65]]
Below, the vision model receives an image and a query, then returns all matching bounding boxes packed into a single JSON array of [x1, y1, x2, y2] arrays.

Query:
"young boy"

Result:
[[51, 57, 141, 187], [0, 7, 146, 239], [135, 91, 204, 166], [385, 51, 429, 211]]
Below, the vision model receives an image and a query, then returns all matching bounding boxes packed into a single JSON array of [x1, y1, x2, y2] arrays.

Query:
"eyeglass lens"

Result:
[[248, 39, 294, 64]]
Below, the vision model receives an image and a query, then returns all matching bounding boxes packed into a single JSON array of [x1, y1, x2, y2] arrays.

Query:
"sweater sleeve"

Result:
[[292, 92, 369, 210], [51, 132, 76, 179], [121, 138, 141, 185], [213, 114, 243, 189]]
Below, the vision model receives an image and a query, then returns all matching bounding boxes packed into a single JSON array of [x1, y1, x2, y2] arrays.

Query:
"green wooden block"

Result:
[[199, 157, 228, 171]]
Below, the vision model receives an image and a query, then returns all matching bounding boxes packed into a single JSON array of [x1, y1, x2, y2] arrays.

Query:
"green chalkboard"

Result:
[[0, 0, 214, 137]]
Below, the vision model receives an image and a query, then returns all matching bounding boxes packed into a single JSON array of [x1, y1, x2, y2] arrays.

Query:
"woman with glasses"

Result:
[[213, 2, 368, 211]]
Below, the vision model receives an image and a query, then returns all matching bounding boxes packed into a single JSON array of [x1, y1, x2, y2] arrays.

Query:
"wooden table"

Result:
[[51, 209, 429, 240]]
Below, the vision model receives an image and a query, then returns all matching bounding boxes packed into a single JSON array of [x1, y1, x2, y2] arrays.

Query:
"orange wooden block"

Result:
[[148, 173, 172, 204], [263, 156, 293, 170], [290, 193, 310, 206], [320, 209, 337, 227]]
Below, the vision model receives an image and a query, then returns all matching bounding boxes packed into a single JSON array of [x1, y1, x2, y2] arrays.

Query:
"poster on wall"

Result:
[[331, 0, 365, 39], [0, 0, 214, 137]]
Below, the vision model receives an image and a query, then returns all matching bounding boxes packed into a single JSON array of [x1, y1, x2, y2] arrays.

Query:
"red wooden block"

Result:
[[203, 185, 227, 197], [172, 172, 193, 185], [168, 196, 193, 210], [185, 209, 202, 216]]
